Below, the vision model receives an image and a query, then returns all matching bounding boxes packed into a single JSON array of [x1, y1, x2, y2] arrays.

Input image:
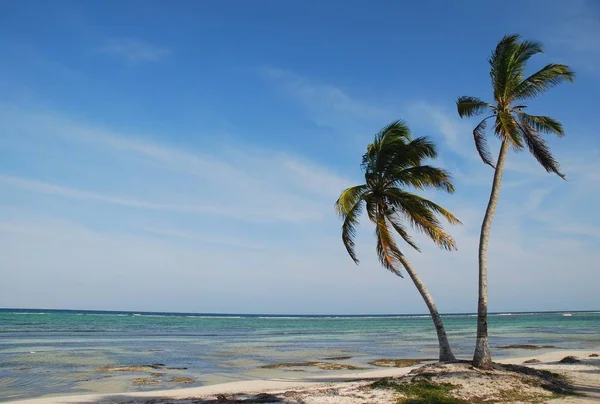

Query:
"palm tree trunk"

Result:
[[473, 138, 510, 369], [397, 253, 456, 362]]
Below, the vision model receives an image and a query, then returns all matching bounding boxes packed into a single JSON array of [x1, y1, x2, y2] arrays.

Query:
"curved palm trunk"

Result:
[[398, 254, 456, 362], [473, 139, 510, 368]]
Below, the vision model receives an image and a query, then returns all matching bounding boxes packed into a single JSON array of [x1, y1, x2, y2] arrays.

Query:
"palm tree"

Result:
[[335, 120, 461, 362], [456, 34, 575, 368]]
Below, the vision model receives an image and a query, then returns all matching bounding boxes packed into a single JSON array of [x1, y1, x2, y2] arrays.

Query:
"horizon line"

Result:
[[1, 307, 597, 317]]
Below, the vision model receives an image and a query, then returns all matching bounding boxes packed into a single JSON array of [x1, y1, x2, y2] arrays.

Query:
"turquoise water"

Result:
[[1, 309, 599, 401]]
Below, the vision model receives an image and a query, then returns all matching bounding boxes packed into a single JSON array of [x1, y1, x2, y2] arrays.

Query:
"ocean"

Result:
[[1, 309, 599, 401]]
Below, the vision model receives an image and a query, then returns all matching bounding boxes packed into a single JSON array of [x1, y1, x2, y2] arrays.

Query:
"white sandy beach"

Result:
[[7, 350, 599, 404]]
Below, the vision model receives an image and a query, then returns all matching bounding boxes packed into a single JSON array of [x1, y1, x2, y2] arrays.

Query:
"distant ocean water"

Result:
[[1, 309, 599, 401]]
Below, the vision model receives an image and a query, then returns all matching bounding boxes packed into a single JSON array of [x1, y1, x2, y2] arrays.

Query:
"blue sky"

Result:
[[1, 0, 599, 314]]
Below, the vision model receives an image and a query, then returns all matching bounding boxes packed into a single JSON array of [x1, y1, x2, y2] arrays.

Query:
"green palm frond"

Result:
[[514, 64, 575, 100], [513, 40, 544, 66], [456, 96, 491, 118], [497, 112, 523, 148], [335, 185, 368, 216], [340, 198, 364, 264], [390, 137, 437, 167], [385, 212, 420, 252], [518, 121, 566, 179], [363, 120, 412, 172], [365, 197, 378, 223], [390, 165, 455, 193], [383, 189, 458, 251], [375, 210, 404, 276], [489, 34, 521, 101], [364, 128, 439, 180], [519, 113, 565, 137], [504, 40, 544, 95], [385, 189, 461, 226], [473, 116, 496, 168], [335, 185, 369, 264]]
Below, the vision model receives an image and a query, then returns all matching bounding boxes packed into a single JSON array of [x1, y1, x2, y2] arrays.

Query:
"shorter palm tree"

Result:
[[336, 121, 461, 362]]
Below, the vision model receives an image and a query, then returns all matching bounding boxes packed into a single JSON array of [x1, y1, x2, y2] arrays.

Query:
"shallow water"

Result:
[[1, 309, 599, 401]]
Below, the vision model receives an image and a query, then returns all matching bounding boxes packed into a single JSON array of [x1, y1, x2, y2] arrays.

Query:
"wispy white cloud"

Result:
[[275, 155, 353, 198], [407, 102, 477, 160], [0, 104, 349, 224], [259, 67, 393, 131], [143, 227, 267, 250], [0, 174, 271, 220], [99, 38, 171, 63], [524, 188, 553, 211]]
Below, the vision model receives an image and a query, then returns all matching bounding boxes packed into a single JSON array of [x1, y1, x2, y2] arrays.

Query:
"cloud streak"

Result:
[[0, 174, 251, 218], [143, 227, 267, 250], [0, 104, 350, 224], [99, 38, 171, 63], [259, 67, 394, 131]]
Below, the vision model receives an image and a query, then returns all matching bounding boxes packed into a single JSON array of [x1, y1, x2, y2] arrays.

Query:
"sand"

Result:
[[6, 350, 600, 403]]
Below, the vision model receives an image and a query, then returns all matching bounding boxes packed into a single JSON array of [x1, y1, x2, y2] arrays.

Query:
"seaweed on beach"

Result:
[[132, 377, 160, 385], [212, 393, 282, 403], [322, 356, 353, 360], [259, 361, 363, 370], [372, 361, 578, 403], [369, 358, 432, 368], [372, 378, 468, 404], [96, 364, 166, 372], [558, 356, 581, 364], [168, 377, 195, 384]]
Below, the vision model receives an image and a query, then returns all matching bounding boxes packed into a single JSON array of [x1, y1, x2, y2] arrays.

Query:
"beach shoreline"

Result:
[[6, 349, 599, 404]]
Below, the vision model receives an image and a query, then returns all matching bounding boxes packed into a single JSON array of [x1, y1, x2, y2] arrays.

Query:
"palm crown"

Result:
[[456, 34, 575, 178], [335, 121, 461, 276]]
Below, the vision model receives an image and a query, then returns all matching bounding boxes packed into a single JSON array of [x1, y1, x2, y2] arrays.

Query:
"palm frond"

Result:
[[335, 185, 369, 264], [497, 112, 523, 148], [363, 120, 412, 172], [367, 135, 439, 179], [375, 210, 404, 276], [505, 40, 544, 95], [404, 192, 462, 226], [489, 34, 521, 101], [514, 40, 544, 66], [389, 165, 455, 193], [340, 199, 364, 264], [514, 64, 575, 100], [384, 189, 459, 251], [456, 96, 492, 118], [365, 197, 377, 223], [518, 120, 566, 179], [381, 120, 412, 141], [518, 113, 565, 137], [473, 116, 496, 168], [335, 185, 369, 216], [384, 136, 438, 172], [386, 212, 421, 252]]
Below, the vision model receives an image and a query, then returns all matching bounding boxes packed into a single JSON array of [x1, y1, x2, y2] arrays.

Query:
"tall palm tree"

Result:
[[335, 120, 461, 362], [456, 34, 575, 368]]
